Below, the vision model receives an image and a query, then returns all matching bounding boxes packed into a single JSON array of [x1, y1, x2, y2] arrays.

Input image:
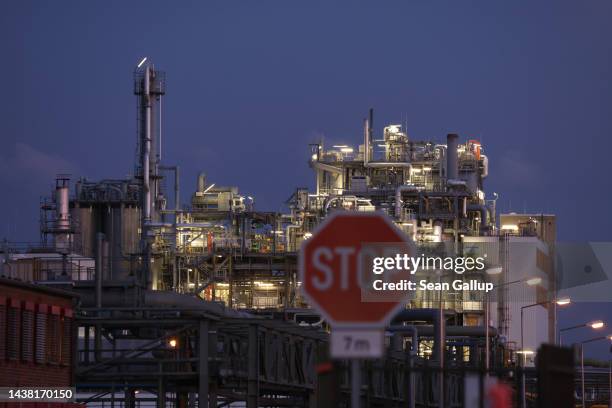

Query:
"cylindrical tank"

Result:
[[446, 133, 459, 180]]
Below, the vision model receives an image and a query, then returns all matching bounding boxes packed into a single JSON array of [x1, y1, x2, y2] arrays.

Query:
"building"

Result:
[[0, 277, 78, 387]]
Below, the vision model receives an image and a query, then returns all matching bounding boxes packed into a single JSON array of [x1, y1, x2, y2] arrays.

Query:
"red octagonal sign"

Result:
[[299, 212, 414, 328]]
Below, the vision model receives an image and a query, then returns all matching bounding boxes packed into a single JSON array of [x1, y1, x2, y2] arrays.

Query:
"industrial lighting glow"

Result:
[[311, 153, 318, 161], [168, 338, 177, 348], [525, 277, 542, 286], [589, 320, 605, 329], [485, 266, 503, 275], [555, 297, 571, 306], [332, 145, 349, 148], [254, 281, 276, 288], [137, 57, 147, 68], [501, 224, 519, 231], [422, 167, 432, 171], [203, 183, 216, 193], [340, 147, 354, 153], [304, 232, 313, 239], [516, 350, 534, 355]]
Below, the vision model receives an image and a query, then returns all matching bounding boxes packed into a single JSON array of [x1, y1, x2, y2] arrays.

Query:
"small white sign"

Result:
[[330, 328, 384, 358]]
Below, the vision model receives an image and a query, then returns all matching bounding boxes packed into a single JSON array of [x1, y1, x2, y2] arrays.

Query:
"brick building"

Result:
[[0, 278, 78, 387]]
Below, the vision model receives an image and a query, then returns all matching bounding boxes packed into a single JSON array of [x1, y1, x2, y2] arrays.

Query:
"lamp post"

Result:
[[578, 334, 612, 408], [520, 297, 571, 352], [559, 320, 605, 346], [517, 349, 535, 408], [482, 271, 542, 372]]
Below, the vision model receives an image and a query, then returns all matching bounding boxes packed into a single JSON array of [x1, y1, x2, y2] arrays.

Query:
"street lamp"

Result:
[[483, 273, 542, 372], [559, 320, 605, 345], [518, 295, 571, 408], [517, 349, 535, 408], [578, 334, 612, 408], [521, 297, 572, 352]]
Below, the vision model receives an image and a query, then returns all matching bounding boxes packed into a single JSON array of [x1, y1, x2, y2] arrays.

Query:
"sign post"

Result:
[[299, 212, 414, 407]]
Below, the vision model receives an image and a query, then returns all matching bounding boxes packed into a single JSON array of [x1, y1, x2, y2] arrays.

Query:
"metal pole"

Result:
[[247, 324, 258, 408], [582, 344, 585, 408], [520, 307, 524, 352], [485, 293, 490, 372], [95, 233, 104, 308], [608, 359, 611, 408], [199, 319, 209, 408], [521, 354, 526, 408], [351, 359, 361, 408]]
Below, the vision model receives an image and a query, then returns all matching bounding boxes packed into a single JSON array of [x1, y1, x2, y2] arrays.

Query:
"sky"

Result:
[[1, 0, 612, 358]]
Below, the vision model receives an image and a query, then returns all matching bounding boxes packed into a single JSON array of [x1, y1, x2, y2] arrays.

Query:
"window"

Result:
[[60, 309, 72, 366], [35, 304, 48, 364], [47, 307, 61, 364], [7, 300, 20, 361], [0, 296, 6, 360], [21, 302, 34, 362]]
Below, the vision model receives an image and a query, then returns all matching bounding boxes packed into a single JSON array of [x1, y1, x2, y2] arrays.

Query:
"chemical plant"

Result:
[[1, 61, 571, 407]]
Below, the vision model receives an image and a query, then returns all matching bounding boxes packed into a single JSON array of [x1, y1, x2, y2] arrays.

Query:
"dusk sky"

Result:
[[2, 1, 612, 357]]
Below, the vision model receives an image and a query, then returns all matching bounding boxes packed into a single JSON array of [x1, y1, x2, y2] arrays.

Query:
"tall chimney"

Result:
[[446, 133, 459, 180]]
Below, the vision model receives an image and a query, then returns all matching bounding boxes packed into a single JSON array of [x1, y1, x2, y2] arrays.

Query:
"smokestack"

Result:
[[368, 108, 374, 143], [446, 133, 459, 180], [197, 172, 206, 192]]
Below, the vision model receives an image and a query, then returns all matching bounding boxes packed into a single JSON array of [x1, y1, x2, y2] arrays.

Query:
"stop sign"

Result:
[[299, 212, 414, 327]]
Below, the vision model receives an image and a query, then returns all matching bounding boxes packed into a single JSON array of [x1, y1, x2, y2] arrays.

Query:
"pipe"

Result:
[[311, 160, 343, 174], [143, 67, 152, 224], [368, 108, 374, 145], [392, 309, 448, 362], [365, 161, 412, 168], [436, 145, 447, 179], [446, 133, 459, 181], [95, 233, 105, 309], [395, 185, 420, 219], [364, 118, 370, 165], [481, 154, 489, 178], [388, 325, 418, 408], [467, 203, 489, 231], [197, 172, 206, 192], [160, 166, 180, 211]]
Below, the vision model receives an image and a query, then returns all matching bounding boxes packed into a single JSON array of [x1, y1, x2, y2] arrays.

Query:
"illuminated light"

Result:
[[340, 147, 354, 153], [526, 277, 542, 286], [304, 232, 312, 239], [422, 167, 432, 171], [516, 350, 534, 355], [607, 334, 612, 340], [589, 320, 605, 329], [311, 153, 318, 161], [486, 266, 503, 275], [188, 283, 195, 288], [168, 338, 178, 348], [412, 169, 422, 174], [555, 297, 571, 306], [203, 183, 216, 193], [137, 57, 147, 68], [332, 145, 349, 148], [134, 390, 140, 395], [500, 224, 519, 231], [254, 281, 276, 288], [216, 283, 230, 288]]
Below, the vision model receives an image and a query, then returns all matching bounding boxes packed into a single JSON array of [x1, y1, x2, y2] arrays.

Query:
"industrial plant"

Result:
[[4, 61, 605, 408]]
